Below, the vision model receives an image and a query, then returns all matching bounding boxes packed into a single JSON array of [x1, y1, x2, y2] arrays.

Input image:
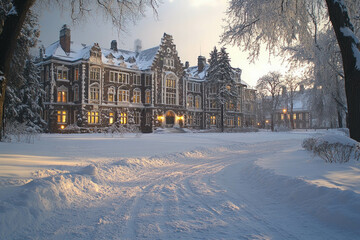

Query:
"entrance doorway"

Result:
[[165, 111, 175, 127]]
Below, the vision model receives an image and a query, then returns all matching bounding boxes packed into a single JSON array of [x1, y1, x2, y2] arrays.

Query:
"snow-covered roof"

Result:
[[186, 64, 209, 82], [43, 41, 159, 71]]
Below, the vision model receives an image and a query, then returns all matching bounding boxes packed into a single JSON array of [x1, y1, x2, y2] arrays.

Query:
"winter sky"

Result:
[[35, 0, 288, 87]]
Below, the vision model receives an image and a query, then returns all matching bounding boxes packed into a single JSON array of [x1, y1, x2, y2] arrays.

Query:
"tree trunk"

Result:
[[326, 0, 360, 142], [0, 0, 35, 140], [270, 112, 274, 131], [221, 103, 224, 132]]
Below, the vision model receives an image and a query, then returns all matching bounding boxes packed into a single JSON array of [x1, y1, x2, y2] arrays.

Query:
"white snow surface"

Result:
[[0, 130, 359, 239]]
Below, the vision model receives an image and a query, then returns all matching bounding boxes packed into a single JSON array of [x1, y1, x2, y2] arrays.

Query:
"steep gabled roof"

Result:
[[43, 41, 160, 70]]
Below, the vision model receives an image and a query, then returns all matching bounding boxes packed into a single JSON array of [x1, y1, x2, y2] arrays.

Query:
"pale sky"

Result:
[[35, 0, 289, 87]]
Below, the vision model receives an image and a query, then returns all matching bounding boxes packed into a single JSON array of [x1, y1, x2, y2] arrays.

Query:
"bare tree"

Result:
[[222, 0, 360, 141], [282, 75, 302, 129], [256, 72, 282, 131], [0, 0, 160, 140]]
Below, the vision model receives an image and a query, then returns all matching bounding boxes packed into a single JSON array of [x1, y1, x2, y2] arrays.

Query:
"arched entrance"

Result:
[[165, 111, 175, 127]]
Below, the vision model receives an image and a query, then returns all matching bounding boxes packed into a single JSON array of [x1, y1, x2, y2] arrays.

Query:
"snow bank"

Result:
[[0, 167, 102, 239], [240, 162, 360, 233]]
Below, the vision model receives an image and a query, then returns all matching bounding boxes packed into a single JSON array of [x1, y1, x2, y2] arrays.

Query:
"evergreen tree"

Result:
[[207, 47, 238, 132], [4, 10, 45, 135]]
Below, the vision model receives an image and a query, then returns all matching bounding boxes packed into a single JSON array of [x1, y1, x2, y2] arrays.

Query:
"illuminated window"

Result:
[[120, 112, 127, 124], [109, 112, 114, 124], [195, 96, 201, 109], [88, 111, 99, 124], [166, 75, 176, 89], [118, 89, 129, 102], [57, 90, 67, 103], [227, 118, 234, 126], [57, 111, 67, 123], [210, 116, 216, 126], [281, 114, 284, 120], [187, 95, 194, 108], [133, 89, 141, 103], [145, 90, 151, 104], [108, 87, 115, 102], [90, 67, 101, 81], [293, 113, 297, 120], [57, 67, 68, 80], [90, 84, 100, 103], [237, 117, 242, 127]]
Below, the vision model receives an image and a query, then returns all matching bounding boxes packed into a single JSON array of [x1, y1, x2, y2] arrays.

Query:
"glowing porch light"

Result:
[[176, 116, 184, 121], [282, 108, 287, 114], [157, 115, 164, 121], [60, 125, 65, 130]]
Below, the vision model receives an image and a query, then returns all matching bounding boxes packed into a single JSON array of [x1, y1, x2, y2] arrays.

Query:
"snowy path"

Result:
[[2, 135, 358, 239]]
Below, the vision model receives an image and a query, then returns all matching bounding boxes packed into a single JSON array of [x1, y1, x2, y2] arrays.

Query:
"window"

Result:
[[166, 75, 176, 89], [90, 67, 101, 81], [187, 114, 193, 125], [187, 95, 194, 108], [293, 113, 297, 120], [195, 96, 201, 109], [108, 87, 115, 102], [109, 112, 114, 125], [57, 90, 67, 103], [73, 86, 79, 102], [118, 89, 129, 102], [88, 111, 99, 124], [227, 118, 234, 126], [110, 71, 118, 83], [210, 116, 216, 126], [166, 92, 176, 105], [75, 68, 79, 81], [133, 75, 141, 85], [187, 82, 193, 91], [57, 111, 67, 123], [281, 114, 284, 120], [133, 89, 141, 103], [134, 112, 140, 125], [196, 115, 201, 126], [119, 73, 129, 84], [146, 113, 151, 125], [120, 112, 127, 124], [237, 101, 241, 112], [210, 99, 217, 109], [209, 85, 216, 94], [145, 75, 151, 86], [164, 57, 174, 67], [90, 84, 100, 103], [237, 117, 242, 127], [145, 90, 151, 104], [57, 67, 68, 80], [194, 83, 200, 93]]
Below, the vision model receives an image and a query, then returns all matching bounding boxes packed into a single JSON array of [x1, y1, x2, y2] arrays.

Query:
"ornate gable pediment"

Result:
[[89, 43, 102, 64]]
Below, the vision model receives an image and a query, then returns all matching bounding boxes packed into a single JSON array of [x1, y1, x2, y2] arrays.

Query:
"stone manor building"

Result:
[[38, 25, 256, 132]]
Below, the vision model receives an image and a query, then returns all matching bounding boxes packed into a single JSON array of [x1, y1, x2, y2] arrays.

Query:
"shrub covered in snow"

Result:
[[302, 134, 360, 163], [3, 121, 40, 143]]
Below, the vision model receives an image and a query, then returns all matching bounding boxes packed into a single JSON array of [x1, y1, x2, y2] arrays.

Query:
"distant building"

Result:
[[37, 25, 256, 132]]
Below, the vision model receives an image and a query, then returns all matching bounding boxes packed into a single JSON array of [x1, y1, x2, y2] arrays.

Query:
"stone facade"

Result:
[[38, 26, 257, 133]]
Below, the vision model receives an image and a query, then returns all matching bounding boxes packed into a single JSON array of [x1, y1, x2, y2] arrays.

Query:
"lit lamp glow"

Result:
[[176, 116, 184, 121], [60, 125, 65, 130], [157, 115, 164, 121], [282, 108, 287, 114], [265, 120, 269, 124]]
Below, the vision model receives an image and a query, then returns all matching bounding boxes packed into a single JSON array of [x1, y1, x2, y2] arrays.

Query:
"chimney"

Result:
[[111, 40, 117, 51], [185, 61, 189, 69], [59, 24, 71, 53], [134, 39, 142, 57], [198, 56, 206, 72], [300, 84, 305, 94]]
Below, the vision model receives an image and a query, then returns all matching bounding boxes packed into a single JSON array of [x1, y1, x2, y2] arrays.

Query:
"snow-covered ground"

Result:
[[0, 130, 359, 239]]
